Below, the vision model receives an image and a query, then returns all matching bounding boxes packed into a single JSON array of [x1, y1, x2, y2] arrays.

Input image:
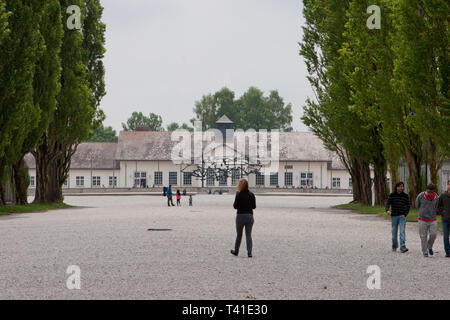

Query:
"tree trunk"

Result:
[[12, 157, 28, 205], [374, 165, 388, 206], [351, 158, 372, 205], [389, 162, 399, 193], [0, 183, 5, 207], [404, 145, 422, 208], [428, 139, 442, 188], [373, 155, 388, 206], [48, 160, 64, 203], [33, 140, 52, 204]]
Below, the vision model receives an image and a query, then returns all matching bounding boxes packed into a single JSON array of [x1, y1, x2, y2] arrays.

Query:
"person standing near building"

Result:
[[231, 179, 256, 258], [176, 190, 181, 206], [437, 180, 450, 258], [416, 184, 439, 257], [167, 185, 175, 207], [189, 195, 193, 207], [386, 182, 410, 253]]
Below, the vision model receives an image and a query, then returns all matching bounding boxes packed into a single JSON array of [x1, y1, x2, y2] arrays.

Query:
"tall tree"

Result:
[[392, 0, 449, 190], [300, 0, 373, 205], [0, 0, 44, 205], [13, 0, 63, 205], [122, 112, 164, 131], [34, 0, 106, 203]]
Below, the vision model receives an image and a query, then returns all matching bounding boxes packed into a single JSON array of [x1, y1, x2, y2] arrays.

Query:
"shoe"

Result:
[[400, 248, 409, 253], [429, 248, 434, 256], [424, 253, 429, 257], [248, 254, 252, 258], [230, 250, 238, 256], [445, 253, 450, 258], [392, 247, 398, 252]]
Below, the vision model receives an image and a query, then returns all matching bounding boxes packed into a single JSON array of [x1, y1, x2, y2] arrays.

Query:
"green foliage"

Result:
[[0, 2, 10, 47], [191, 87, 293, 131], [122, 112, 164, 131], [166, 122, 193, 132], [0, 0, 45, 177], [87, 125, 118, 142], [82, 0, 106, 131]]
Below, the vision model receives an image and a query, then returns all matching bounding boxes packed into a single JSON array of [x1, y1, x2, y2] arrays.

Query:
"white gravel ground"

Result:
[[0, 194, 449, 300]]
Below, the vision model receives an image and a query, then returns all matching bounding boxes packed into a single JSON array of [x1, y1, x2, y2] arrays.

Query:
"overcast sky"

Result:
[[101, 0, 313, 132]]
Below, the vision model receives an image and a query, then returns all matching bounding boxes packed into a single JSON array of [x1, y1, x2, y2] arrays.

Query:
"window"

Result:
[[169, 172, 178, 185], [92, 176, 101, 187], [285, 172, 293, 186], [206, 168, 215, 186], [231, 169, 241, 186], [30, 176, 35, 187], [63, 179, 68, 187], [154, 171, 163, 185], [134, 172, 147, 188], [76, 176, 84, 187], [301, 172, 314, 188], [219, 170, 228, 186], [256, 172, 265, 186], [332, 177, 341, 189], [183, 172, 192, 186], [109, 176, 117, 187], [349, 178, 353, 188], [270, 173, 278, 186]]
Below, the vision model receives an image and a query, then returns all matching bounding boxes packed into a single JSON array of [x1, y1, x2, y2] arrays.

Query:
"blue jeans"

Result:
[[391, 215, 407, 250], [442, 220, 450, 255]]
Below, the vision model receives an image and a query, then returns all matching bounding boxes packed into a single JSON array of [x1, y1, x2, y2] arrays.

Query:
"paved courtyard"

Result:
[[0, 194, 449, 300]]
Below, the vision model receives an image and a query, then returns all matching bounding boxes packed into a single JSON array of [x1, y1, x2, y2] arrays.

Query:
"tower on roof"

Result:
[[216, 115, 234, 139]]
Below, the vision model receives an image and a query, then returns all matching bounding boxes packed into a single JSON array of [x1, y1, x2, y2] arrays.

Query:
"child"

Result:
[[176, 190, 181, 206], [189, 195, 193, 207]]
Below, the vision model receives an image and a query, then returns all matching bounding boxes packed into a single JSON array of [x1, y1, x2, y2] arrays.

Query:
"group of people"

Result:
[[161, 178, 450, 260], [385, 180, 450, 257], [164, 185, 193, 207]]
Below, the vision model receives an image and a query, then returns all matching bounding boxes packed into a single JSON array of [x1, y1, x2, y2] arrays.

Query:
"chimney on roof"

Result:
[[136, 126, 149, 132]]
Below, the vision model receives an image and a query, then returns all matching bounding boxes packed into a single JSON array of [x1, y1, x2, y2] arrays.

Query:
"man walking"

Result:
[[437, 180, 450, 258], [416, 184, 439, 257], [167, 185, 175, 207], [386, 182, 410, 253]]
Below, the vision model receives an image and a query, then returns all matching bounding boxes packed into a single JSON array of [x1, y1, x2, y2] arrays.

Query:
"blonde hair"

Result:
[[237, 179, 249, 192]]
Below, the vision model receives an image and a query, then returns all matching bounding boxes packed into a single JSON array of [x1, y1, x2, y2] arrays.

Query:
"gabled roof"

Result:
[[24, 142, 119, 170], [71, 143, 119, 169], [216, 115, 233, 124]]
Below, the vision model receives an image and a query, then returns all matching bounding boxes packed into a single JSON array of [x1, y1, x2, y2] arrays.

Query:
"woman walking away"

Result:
[[231, 179, 256, 258], [176, 190, 181, 206]]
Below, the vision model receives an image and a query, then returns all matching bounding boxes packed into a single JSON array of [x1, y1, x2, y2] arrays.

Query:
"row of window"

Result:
[[28, 173, 353, 188]]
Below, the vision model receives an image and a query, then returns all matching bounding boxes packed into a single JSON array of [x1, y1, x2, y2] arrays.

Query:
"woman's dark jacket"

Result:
[[233, 190, 256, 214]]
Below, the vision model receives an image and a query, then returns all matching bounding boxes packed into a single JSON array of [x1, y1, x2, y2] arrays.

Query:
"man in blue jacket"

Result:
[[167, 185, 175, 207], [386, 182, 410, 253]]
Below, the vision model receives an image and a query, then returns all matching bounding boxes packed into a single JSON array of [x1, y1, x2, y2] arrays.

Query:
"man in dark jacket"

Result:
[[386, 182, 410, 253], [437, 180, 450, 257]]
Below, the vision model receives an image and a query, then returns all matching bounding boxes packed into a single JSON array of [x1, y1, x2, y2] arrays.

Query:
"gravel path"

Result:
[[0, 195, 449, 300]]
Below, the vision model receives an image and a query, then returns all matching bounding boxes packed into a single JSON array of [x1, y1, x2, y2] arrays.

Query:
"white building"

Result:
[[34, 117, 450, 192]]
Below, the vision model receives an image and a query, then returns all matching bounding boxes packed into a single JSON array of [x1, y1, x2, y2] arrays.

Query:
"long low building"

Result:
[[24, 117, 450, 192]]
